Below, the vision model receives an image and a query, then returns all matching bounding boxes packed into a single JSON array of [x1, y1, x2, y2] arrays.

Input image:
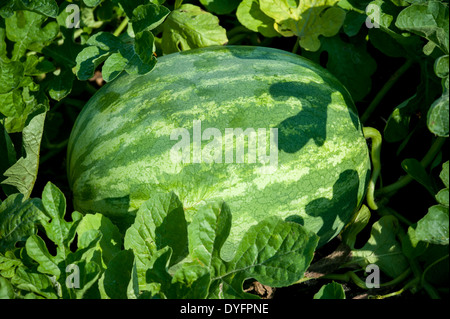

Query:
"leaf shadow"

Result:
[[270, 81, 330, 153], [287, 169, 363, 247]]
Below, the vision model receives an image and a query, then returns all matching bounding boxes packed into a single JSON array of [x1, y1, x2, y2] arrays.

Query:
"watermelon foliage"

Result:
[[66, 46, 371, 258], [0, 182, 319, 299]]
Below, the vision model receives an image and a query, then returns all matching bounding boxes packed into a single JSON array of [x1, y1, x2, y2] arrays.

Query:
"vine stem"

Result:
[[174, 0, 183, 9], [372, 277, 419, 299], [375, 137, 447, 197], [361, 59, 414, 124], [421, 254, 449, 294], [363, 127, 382, 210], [322, 268, 412, 291], [292, 37, 300, 54], [113, 17, 130, 37]]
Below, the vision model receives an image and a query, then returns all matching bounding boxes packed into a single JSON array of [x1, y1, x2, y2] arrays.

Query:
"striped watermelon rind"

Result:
[[67, 46, 371, 256]]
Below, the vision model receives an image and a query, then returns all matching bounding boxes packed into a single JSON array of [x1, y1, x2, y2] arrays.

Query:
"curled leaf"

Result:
[[259, 0, 346, 51]]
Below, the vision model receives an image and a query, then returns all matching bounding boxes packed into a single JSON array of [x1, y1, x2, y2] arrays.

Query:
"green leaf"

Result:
[[213, 216, 318, 298], [0, 121, 16, 188], [401, 158, 436, 194], [117, 34, 156, 76], [127, 260, 140, 299], [23, 55, 55, 76], [41, 20, 83, 100], [427, 90, 449, 137], [40, 183, 82, 254], [168, 263, 211, 299], [236, 0, 279, 38], [65, 259, 102, 299], [86, 31, 124, 52], [0, 24, 8, 60], [342, 11, 366, 37], [318, 35, 377, 101], [259, 0, 346, 51], [57, 229, 104, 299], [1, 111, 46, 198], [101, 52, 128, 82], [313, 282, 346, 299], [161, 4, 228, 54], [25, 183, 82, 278], [142, 246, 173, 297], [395, 1, 449, 55], [124, 192, 188, 290], [0, 0, 59, 18], [99, 249, 135, 299], [0, 85, 44, 134], [131, 3, 170, 34], [416, 205, 449, 245], [401, 226, 428, 259], [364, 0, 423, 58], [200, 0, 241, 15], [116, 0, 153, 18], [146, 246, 212, 299], [369, 28, 408, 58], [25, 234, 61, 277], [19, 183, 105, 299], [5, 10, 59, 60], [0, 194, 45, 254], [384, 95, 418, 142], [440, 160, 449, 189], [0, 276, 14, 299], [11, 266, 58, 299], [341, 204, 371, 250], [188, 200, 231, 277], [134, 30, 157, 67], [43, 21, 84, 69], [434, 55, 449, 79], [76, 213, 122, 267], [125, 192, 319, 299], [75, 45, 111, 81], [351, 215, 409, 278], [46, 69, 74, 101], [436, 188, 449, 207], [0, 60, 24, 94], [84, 0, 103, 7], [75, 31, 158, 82], [0, 250, 23, 278]]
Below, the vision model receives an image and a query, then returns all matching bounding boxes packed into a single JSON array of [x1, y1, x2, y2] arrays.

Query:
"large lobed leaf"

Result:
[[212, 215, 319, 298], [396, 1, 449, 55], [1, 111, 46, 198], [161, 4, 228, 54], [350, 215, 409, 278], [0, 193, 45, 254], [123, 192, 188, 291], [123, 192, 318, 299], [238, 0, 346, 51], [415, 161, 449, 245]]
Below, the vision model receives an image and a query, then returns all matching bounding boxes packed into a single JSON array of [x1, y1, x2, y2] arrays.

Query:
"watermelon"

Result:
[[67, 46, 371, 256]]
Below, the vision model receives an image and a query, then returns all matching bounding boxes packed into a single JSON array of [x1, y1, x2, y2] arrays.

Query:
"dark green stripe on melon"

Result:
[[67, 46, 371, 257]]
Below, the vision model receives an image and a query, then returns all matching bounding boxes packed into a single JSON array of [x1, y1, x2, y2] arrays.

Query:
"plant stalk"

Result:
[[113, 17, 130, 37], [292, 37, 300, 54], [363, 127, 382, 210], [375, 137, 447, 197], [174, 0, 183, 9], [361, 59, 414, 124], [322, 268, 411, 291]]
